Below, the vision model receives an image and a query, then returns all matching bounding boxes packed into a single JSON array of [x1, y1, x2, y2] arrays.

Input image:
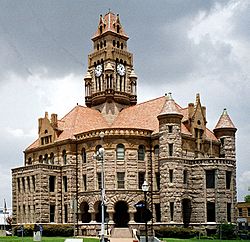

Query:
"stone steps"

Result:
[[111, 227, 132, 238]]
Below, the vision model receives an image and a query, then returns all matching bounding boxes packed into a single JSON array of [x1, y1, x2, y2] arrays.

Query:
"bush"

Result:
[[155, 226, 199, 239], [13, 224, 74, 237], [217, 223, 236, 239]]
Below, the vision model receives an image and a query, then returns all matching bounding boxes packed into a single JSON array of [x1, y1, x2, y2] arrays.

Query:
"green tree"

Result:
[[244, 195, 250, 202]]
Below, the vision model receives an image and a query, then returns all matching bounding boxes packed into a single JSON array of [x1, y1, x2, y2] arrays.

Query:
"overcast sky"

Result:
[[0, 0, 249, 207]]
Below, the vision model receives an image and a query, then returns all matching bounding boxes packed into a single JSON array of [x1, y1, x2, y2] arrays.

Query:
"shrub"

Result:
[[217, 223, 236, 239], [13, 224, 74, 237], [155, 226, 199, 239]]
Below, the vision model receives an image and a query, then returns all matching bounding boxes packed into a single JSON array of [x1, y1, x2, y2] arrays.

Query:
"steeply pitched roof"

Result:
[[158, 93, 183, 117], [26, 96, 220, 150], [214, 108, 236, 130], [92, 12, 128, 40]]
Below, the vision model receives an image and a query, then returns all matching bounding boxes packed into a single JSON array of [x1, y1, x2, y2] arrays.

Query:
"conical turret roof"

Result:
[[214, 108, 236, 130], [158, 93, 183, 118]]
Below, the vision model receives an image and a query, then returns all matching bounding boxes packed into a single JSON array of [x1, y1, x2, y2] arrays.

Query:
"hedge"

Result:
[[13, 224, 74, 237], [155, 226, 199, 239]]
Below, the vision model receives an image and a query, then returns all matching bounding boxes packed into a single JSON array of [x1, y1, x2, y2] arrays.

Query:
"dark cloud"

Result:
[[0, 0, 249, 204]]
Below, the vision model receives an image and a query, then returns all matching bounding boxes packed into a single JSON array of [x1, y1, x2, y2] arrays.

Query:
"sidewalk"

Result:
[[110, 238, 135, 242]]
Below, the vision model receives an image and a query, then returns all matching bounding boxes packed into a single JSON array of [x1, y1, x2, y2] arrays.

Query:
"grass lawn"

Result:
[[0, 237, 99, 242], [162, 239, 250, 242]]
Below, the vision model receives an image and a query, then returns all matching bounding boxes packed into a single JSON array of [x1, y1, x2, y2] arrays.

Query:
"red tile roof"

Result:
[[214, 108, 236, 130], [27, 96, 220, 150], [92, 12, 128, 40]]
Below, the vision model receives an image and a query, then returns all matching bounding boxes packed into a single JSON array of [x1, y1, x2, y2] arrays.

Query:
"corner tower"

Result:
[[84, 12, 137, 123]]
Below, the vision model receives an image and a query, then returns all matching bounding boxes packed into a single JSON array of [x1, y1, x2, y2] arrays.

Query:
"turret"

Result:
[[157, 93, 183, 158], [213, 108, 237, 159]]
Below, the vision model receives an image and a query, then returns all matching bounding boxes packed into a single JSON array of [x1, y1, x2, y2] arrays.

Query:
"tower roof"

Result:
[[214, 108, 236, 130], [92, 11, 128, 40], [158, 93, 183, 118]]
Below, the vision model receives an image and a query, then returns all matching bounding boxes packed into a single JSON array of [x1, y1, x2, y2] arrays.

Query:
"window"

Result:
[[183, 170, 188, 184], [22, 177, 25, 192], [227, 203, 231, 222], [32, 175, 35, 190], [156, 172, 160, 190], [248, 208, 250, 217], [170, 202, 174, 221], [50, 153, 54, 164], [116, 144, 125, 160], [27, 176, 30, 192], [206, 170, 215, 188], [64, 204, 68, 223], [49, 176, 56, 192], [97, 173, 102, 190], [138, 172, 145, 189], [207, 202, 215, 222], [17, 178, 20, 191], [117, 172, 125, 189], [155, 203, 161, 222], [168, 125, 173, 133], [154, 145, 159, 159], [226, 171, 232, 189], [63, 176, 67, 192], [138, 145, 145, 161], [238, 208, 243, 217], [62, 150, 67, 165], [50, 205, 55, 223], [44, 154, 48, 164], [169, 144, 173, 156], [220, 138, 224, 146], [83, 175, 87, 191], [82, 148, 87, 163], [169, 169, 173, 183], [39, 155, 43, 163]]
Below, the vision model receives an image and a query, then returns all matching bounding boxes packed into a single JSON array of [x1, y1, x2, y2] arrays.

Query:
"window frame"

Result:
[[116, 144, 125, 161], [138, 145, 145, 161]]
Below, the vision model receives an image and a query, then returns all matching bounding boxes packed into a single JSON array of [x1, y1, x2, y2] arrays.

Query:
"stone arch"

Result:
[[113, 200, 129, 227], [79, 201, 91, 223]]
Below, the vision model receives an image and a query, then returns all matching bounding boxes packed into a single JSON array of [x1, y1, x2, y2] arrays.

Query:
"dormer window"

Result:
[[100, 26, 103, 34], [117, 25, 120, 33]]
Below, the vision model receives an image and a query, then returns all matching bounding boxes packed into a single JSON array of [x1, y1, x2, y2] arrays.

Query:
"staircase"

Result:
[[110, 227, 136, 242]]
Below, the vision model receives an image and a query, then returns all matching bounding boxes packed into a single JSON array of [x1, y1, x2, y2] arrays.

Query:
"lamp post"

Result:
[[94, 131, 105, 242], [142, 180, 149, 242]]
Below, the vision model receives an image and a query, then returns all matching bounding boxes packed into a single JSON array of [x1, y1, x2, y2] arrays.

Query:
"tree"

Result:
[[244, 195, 250, 203]]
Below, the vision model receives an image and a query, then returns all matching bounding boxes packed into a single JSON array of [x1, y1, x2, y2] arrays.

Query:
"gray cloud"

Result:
[[0, 0, 249, 206]]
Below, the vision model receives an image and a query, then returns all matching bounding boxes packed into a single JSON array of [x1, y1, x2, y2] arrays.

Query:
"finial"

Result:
[[168, 92, 173, 100], [223, 108, 227, 115], [196, 93, 200, 104], [109, 8, 111, 13]]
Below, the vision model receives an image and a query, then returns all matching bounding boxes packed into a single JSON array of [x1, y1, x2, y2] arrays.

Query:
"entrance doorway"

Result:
[[113, 201, 130, 227], [182, 199, 192, 227]]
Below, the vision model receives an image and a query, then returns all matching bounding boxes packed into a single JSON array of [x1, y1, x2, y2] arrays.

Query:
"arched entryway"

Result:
[[94, 201, 108, 222], [182, 199, 192, 227], [113, 201, 130, 227], [80, 201, 91, 223]]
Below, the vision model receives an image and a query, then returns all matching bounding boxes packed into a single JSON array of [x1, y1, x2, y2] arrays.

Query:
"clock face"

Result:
[[94, 64, 103, 77], [117, 63, 125, 76]]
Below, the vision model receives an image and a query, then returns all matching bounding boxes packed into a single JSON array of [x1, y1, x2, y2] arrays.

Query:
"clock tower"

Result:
[[84, 11, 137, 123]]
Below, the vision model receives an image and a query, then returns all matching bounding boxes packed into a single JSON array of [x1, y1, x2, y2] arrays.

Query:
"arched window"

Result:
[[121, 42, 123, 49], [62, 150, 67, 165], [95, 145, 102, 153], [44, 154, 48, 164], [97, 43, 99, 50], [39, 155, 43, 163], [117, 41, 120, 48], [138, 145, 145, 161], [27, 157, 32, 165], [113, 40, 116, 47], [154, 145, 159, 159], [50, 153, 54, 164], [82, 148, 86, 163], [116, 144, 125, 160]]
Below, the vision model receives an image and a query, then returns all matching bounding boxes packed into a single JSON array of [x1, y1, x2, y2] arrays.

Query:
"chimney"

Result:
[[51, 113, 58, 128]]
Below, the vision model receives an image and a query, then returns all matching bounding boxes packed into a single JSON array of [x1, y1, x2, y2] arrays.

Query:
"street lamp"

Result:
[[142, 180, 149, 242], [94, 131, 105, 242]]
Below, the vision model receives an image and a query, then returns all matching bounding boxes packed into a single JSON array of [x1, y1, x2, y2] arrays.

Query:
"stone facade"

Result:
[[12, 12, 237, 236]]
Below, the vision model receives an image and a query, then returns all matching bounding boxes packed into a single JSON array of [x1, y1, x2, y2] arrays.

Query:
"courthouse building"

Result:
[[12, 12, 237, 235]]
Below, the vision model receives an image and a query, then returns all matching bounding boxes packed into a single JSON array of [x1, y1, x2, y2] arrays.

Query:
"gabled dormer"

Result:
[[38, 112, 61, 146]]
